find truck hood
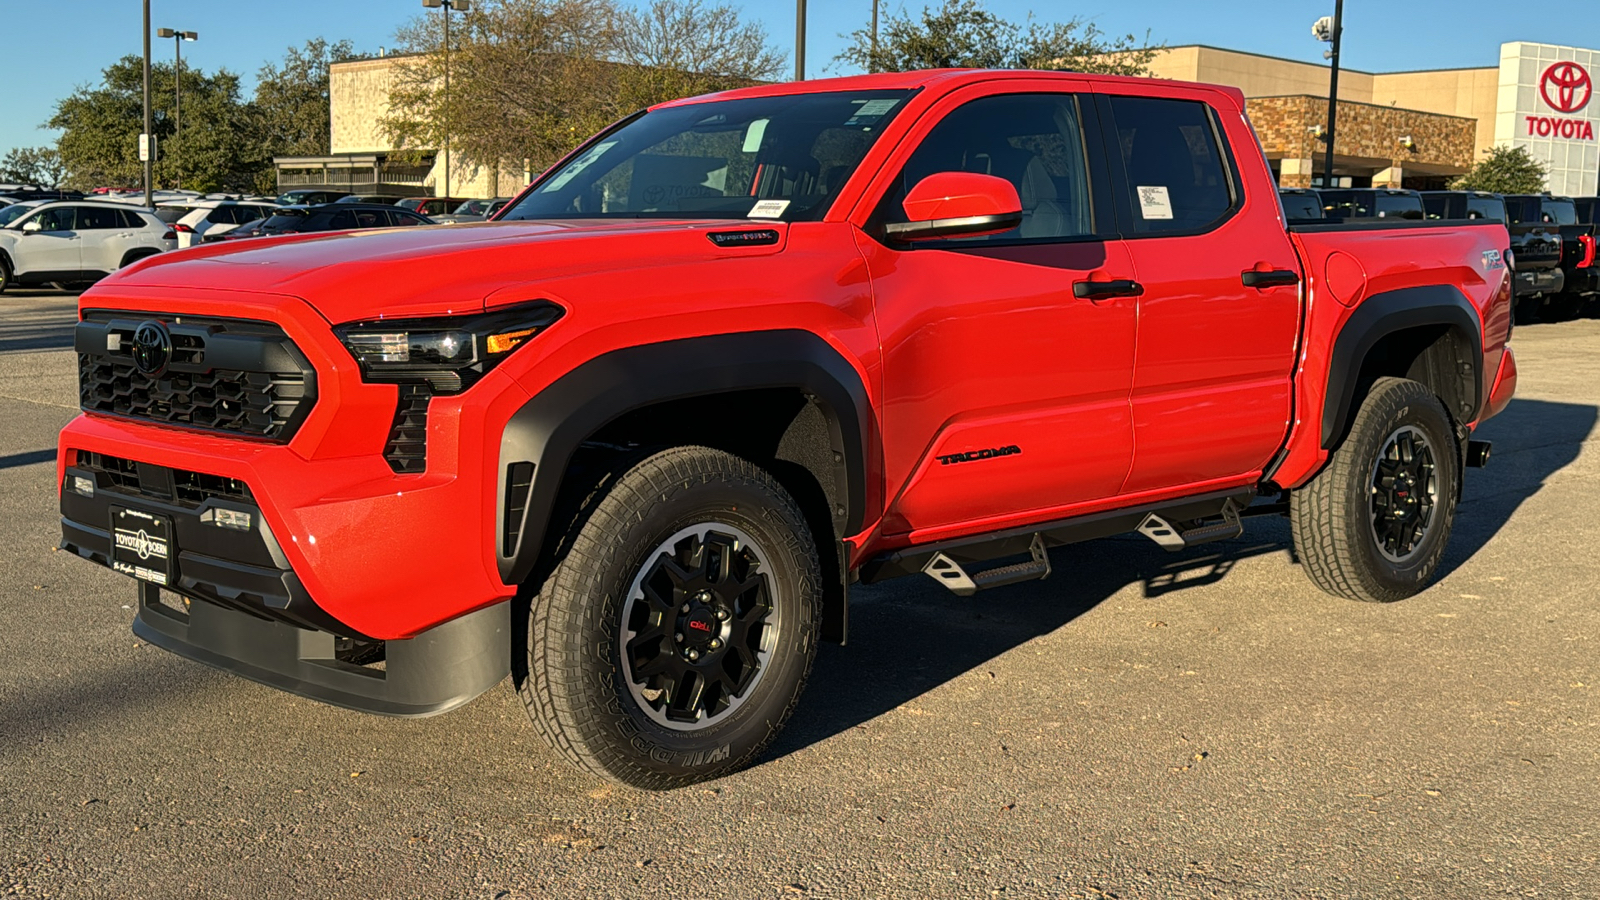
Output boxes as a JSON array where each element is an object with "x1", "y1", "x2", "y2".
[{"x1": 100, "y1": 219, "x2": 790, "y2": 323}]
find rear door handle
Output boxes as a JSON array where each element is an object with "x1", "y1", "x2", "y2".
[
  {"x1": 1072, "y1": 279, "x2": 1143, "y2": 299},
  {"x1": 1241, "y1": 269, "x2": 1300, "y2": 288}
]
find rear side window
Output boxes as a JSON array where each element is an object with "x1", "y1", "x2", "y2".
[
  {"x1": 76, "y1": 207, "x2": 122, "y2": 229},
  {"x1": 1105, "y1": 96, "x2": 1234, "y2": 234},
  {"x1": 117, "y1": 209, "x2": 147, "y2": 228}
]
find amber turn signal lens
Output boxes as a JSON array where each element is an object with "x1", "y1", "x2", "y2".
[{"x1": 486, "y1": 328, "x2": 539, "y2": 354}]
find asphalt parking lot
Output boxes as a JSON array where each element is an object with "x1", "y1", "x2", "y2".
[{"x1": 1, "y1": 288, "x2": 1597, "y2": 899}]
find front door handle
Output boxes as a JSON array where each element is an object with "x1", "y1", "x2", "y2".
[
  {"x1": 1241, "y1": 269, "x2": 1301, "y2": 288},
  {"x1": 1072, "y1": 278, "x2": 1143, "y2": 299}
]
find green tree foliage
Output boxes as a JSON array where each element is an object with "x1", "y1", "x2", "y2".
[
  {"x1": 43, "y1": 40, "x2": 360, "y2": 194},
  {"x1": 0, "y1": 147, "x2": 65, "y2": 186},
  {"x1": 380, "y1": 0, "x2": 785, "y2": 178},
  {"x1": 834, "y1": 0, "x2": 1160, "y2": 76},
  {"x1": 48, "y1": 55, "x2": 264, "y2": 193},
  {"x1": 253, "y1": 39, "x2": 360, "y2": 157},
  {"x1": 1451, "y1": 145, "x2": 1548, "y2": 194}
]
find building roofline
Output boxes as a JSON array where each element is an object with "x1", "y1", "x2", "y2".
[
  {"x1": 1162, "y1": 43, "x2": 1497, "y2": 79},
  {"x1": 1248, "y1": 93, "x2": 1478, "y2": 121}
]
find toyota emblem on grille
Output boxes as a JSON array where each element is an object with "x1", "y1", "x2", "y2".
[{"x1": 132, "y1": 321, "x2": 172, "y2": 376}]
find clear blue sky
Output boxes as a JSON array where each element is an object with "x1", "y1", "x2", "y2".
[{"x1": 5, "y1": 0, "x2": 1600, "y2": 158}]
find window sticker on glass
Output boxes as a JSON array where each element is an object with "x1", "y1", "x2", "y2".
[
  {"x1": 749, "y1": 199, "x2": 790, "y2": 218},
  {"x1": 742, "y1": 118, "x2": 769, "y2": 153},
  {"x1": 541, "y1": 141, "x2": 618, "y2": 193},
  {"x1": 1136, "y1": 185, "x2": 1174, "y2": 220},
  {"x1": 845, "y1": 98, "x2": 900, "y2": 126}
]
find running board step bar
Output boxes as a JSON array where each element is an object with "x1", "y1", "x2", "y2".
[
  {"x1": 922, "y1": 533, "x2": 1051, "y2": 597},
  {"x1": 1136, "y1": 499, "x2": 1244, "y2": 552}
]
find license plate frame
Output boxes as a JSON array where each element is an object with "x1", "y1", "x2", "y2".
[{"x1": 111, "y1": 507, "x2": 174, "y2": 586}]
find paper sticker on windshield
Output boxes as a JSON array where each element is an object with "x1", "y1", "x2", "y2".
[
  {"x1": 742, "y1": 119, "x2": 769, "y2": 153},
  {"x1": 1136, "y1": 185, "x2": 1174, "y2": 220},
  {"x1": 541, "y1": 141, "x2": 617, "y2": 193},
  {"x1": 749, "y1": 199, "x2": 790, "y2": 218},
  {"x1": 845, "y1": 98, "x2": 900, "y2": 126}
]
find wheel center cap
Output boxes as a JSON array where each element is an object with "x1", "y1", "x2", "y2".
[{"x1": 682, "y1": 610, "x2": 718, "y2": 647}]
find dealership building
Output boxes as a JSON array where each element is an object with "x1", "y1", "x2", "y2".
[
  {"x1": 288, "y1": 40, "x2": 1600, "y2": 199},
  {"x1": 1142, "y1": 40, "x2": 1600, "y2": 194}
]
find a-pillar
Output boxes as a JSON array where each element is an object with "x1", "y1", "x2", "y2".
[{"x1": 1278, "y1": 157, "x2": 1314, "y2": 188}]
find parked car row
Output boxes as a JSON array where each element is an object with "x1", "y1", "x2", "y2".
[{"x1": 1280, "y1": 186, "x2": 1599, "y2": 323}]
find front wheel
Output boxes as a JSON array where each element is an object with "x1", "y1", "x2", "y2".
[
  {"x1": 1290, "y1": 377, "x2": 1461, "y2": 603},
  {"x1": 0, "y1": 256, "x2": 11, "y2": 294},
  {"x1": 520, "y1": 446, "x2": 821, "y2": 789}
]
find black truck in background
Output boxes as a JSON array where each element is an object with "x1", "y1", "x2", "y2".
[{"x1": 1504, "y1": 194, "x2": 1599, "y2": 322}]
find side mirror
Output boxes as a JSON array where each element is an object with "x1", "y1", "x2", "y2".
[
  {"x1": 20, "y1": 220, "x2": 42, "y2": 233},
  {"x1": 885, "y1": 172, "x2": 1022, "y2": 242}
]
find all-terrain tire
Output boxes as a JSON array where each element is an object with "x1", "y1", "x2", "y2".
[
  {"x1": 520, "y1": 446, "x2": 822, "y2": 790},
  {"x1": 1290, "y1": 377, "x2": 1460, "y2": 603}
]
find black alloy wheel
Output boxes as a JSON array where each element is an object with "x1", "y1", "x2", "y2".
[
  {"x1": 1368, "y1": 425, "x2": 1439, "y2": 562},
  {"x1": 620, "y1": 523, "x2": 778, "y2": 729}
]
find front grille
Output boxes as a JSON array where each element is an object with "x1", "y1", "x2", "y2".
[
  {"x1": 77, "y1": 451, "x2": 254, "y2": 507},
  {"x1": 76, "y1": 312, "x2": 317, "y2": 442}
]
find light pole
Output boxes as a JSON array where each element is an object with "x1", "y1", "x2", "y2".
[
  {"x1": 157, "y1": 28, "x2": 198, "y2": 190},
  {"x1": 870, "y1": 0, "x2": 880, "y2": 73},
  {"x1": 141, "y1": 0, "x2": 152, "y2": 207},
  {"x1": 423, "y1": 0, "x2": 470, "y2": 200},
  {"x1": 1313, "y1": 2, "x2": 1343, "y2": 189},
  {"x1": 795, "y1": 0, "x2": 806, "y2": 81}
]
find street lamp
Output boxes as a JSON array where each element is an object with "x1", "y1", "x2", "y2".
[
  {"x1": 422, "y1": 0, "x2": 470, "y2": 200},
  {"x1": 141, "y1": 1, "x2": 152, "y2": 208},
  {"x1": 795, "y1": 0, "x2": 806, "y2": 81},
  {"x1": 156, "y1": 27, "x2": 198, "y2": 190},
  {"x1": 1312, "y1": 2, "x2": 1343, "y2": 189}
]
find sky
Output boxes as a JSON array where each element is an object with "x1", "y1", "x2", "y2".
[{"x1": 5, "y1": 0, "x2": 1600, "y2": 158}]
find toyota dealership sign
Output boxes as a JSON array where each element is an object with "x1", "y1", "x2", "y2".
[{"x1": 1499, "y1": 42, "x2": 1600, "y2": 195}]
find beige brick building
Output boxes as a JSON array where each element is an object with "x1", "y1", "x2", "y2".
[{"x1": 1144, "y1": 43, "x2": 1600, "y2": 194}]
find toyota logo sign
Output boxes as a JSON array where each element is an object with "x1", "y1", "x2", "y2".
[
  {"x1": 1541, "y1": 61, "x2": 1593, "y2": 115},
  {"x1": 132, "y1": 321, "x2": 172, "y2": 376}
]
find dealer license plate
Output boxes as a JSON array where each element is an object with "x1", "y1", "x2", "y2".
[{"x1": 111, "y1": 507, "x2": 173, "y2": 585}]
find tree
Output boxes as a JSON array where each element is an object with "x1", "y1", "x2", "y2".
[
  {"x1": 48, "y1": 55, "x2": 265, "y2": 192},
  {"x1": 253, "y1": 39, "x2": 360, "y2": 158},
  {"x1": 1451, "y1": 145, "x2": 1547, "y2": 194},
  {"x1": 380, "y1": 0, "x2": 784, "y2": 181},
  {"x1": 0, "y1": 147, "x2": 65, "y2": 186},
  {"x1": 834, "y1": 0, "x2": 1160, "y2": 76}
]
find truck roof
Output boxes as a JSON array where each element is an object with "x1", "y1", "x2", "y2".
[{"x1": 658, "y1": 68, "x2": 1246, "y2": 112}]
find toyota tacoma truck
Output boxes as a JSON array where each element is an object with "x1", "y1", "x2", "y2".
[{"x1": 58, "y1": 70, "x2": 1517, "y2": 789}]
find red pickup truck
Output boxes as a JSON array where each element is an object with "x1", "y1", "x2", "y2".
[{"x1": 58, "y1": 70, "x2": 1517, "y2": 789}]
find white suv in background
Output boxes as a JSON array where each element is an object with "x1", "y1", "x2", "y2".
[
  {"x1": 0, "y1": 200, "x2": 175, "y2": 292},
  {"x1": 165, "y1": 200, "x2": 278, "y2": 247}
]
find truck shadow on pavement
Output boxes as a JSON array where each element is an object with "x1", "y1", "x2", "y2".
[{"x1": 773, "y1": 396, "x2": 1595, "y2": 762}]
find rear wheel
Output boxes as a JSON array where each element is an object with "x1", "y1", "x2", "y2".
[
  {"x1": 520, "y1": 446, "x2": 821, "y2": 789},
  {"x1": 1290, "y1": 377, "x2": 1460, "y2": 603}
]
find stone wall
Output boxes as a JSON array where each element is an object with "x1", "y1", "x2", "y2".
[{"x1": 1247, "y1": 95, "x2": 1477, "y2": 187}]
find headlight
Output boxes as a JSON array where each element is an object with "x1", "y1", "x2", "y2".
[{"x1": 334, "y1": 301, "x2": 564, "y2": 393}]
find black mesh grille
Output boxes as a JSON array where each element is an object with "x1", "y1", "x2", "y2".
[
  {"x1": 77, "y1": 451, "x2": 253, "y2": 507},
  {"x1": 76, "y1": 312, "x2": 316, "y2": 442},
  {"x1": 384, "y1": 384, "x2": 432, "y2": 473}
]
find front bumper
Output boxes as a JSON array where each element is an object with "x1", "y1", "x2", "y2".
[{"x1": 59, "y1": 453, "x2": 510, "y2": 717}]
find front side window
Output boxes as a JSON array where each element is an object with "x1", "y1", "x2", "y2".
[
  {"x1": 1107, "y1": 96, "x2": 1234, "y2": 234},
  {"x1": 502, "y1": 90, "x2": 913, "y2": 223},
  {"x1": 875, "y1": 92, "x2": 1096, "y2": 242},
  {"x1": 29, "y1": 207, "x2": 75, "y2": 231}
]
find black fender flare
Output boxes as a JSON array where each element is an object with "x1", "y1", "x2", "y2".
[
  {"x1": 496, "y1": 329, "x2": 872, "y2": 586},
  {"x1": 1320, "y1": 284, "x2": 1484, "y2": 450}
]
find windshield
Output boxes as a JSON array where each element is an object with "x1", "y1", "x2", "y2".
[
  {"x1": 0, "y1": 204, "x2": 36, "y2": 227},
  {"x1": 501, "y1": 90, "x2": 914, "y2": 223}
]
